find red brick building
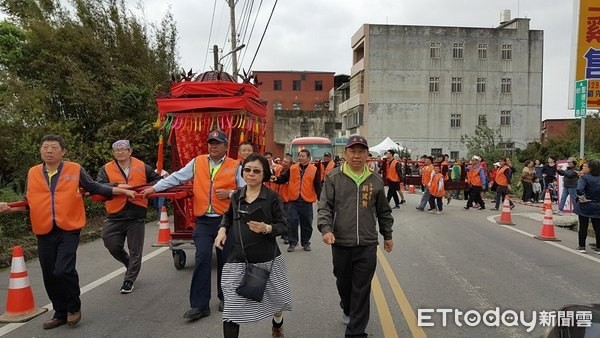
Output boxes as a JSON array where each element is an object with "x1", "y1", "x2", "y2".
[
  {"x1": 540, "y1": 118, "x2": 577, "y2": 143},
  {"x1": 253, "y1": 71, "x2": 335, "y2": 158}
]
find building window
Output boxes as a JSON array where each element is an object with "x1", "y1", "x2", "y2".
[
  {"x1": 292, "y1": 102, "x2": 301, "y2": 110},
  {"x1": 314, "y1": 103, "x2": 323, "y2": 111},
  {"x1": 430, "y1": 42, "x2": 441, "y2": 58},
  {"x1": 451, "y1": 114, "x2": 461, "y2": 128},
  {"x1": 501, "y1": 78, "x2": 512, "y2": 94},
  {"x1": 478, "y1": 43, "x2": 487, "y2": 59},
  {"x1": 499, "y1": 142, "x2": 515, "y2": 157},
  {"x1": 431, "y1": 148, "x2": 443, "y2": 157},
  {"x1": 315, "y1": 80, "x2": 323, "y2": 91},
  {"x1": 429, "y1": 77, "x2": 439, "y2": 93},
  {"x1": 273, "y1": 102, "x2": 283, "y2": 110},
  {"x1": 478, "y1": 114, "x2": 487, "y2": 126},
  {"x1": 477, "y1": 78, "x2": 486, "y2": 93},
  {"x1": 273, "y1": 80, "x2": 282, "y2": 91},
  {"x1": 300, "y1": 122, "x2": 310, "y2": 137},
  {"x1": 501, "y1": 44, "x2": 512, "y2": 60},
  {"x1": 452, "y1": 43, "x2": 463, "y2": 59},
  {"x1": 451, "y1": 77, "x2": 462, "y2": 93},
  {"x1": 500, "y1": 110, "x2": 511, "y2": 126},
  {"x1": 293, "y1": 80, "x2": 301, "y2": 91},
  {"x1": 450, "y1": 151, "x2": 459, "y2": 160}
]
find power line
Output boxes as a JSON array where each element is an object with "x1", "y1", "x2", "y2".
[
  {"x1": 239, "y1": 0, "x2": 263, "y2": 67},
  {"x1": 202, "y1": 0, "x2": 219, "y2": 72},
  {"x1": 247, "y1": 0, "x2": 278, "y2": 73}
]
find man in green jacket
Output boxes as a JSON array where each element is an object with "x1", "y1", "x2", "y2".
[{"x1": 317, "y1": 135, "x2": 394, "y2": 338}]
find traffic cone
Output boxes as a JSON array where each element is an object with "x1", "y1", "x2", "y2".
[
  {"x1": 152, "y1": 206, "x2": 172, "y2": 247},
  {"x1": 0, "y1": 246, "x2": 48, "y2": 323},
  {"x1": 496, "y1": 197, "x2": 515, "y2": 226},
  {"x1": 540, "y1": 189, "x2": 552, "y2": 214},
  {"x1": 534, "y1": 207, "x2": 561, "y2": 242},
  {"x1": 408, "y1": 185, "x2": 415, "y2": 194}
]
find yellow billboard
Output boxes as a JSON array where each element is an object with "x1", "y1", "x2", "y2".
[{"x1": 576, "y1": 0, "x2": 600, "y2": 107}]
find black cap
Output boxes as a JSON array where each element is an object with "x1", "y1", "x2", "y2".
[
  {"x1": 207, "y1": 130, "x2": 228, "y2": 143},
  {"x1": 345, "y1": 135, "x2": 369, "y2": 149},
  {"x1": 324, "y1": 152, "x2": 332, "y2": 157}
]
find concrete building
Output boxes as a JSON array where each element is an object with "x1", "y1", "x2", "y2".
[
  {"x1": 252, "y1": 70, "x2": 335, "y2": 158},
  {"x1": 338, "y1": 13, "x2": 543, "y2": 159}
]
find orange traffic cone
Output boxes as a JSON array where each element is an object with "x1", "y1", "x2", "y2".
[
  {"x1": 534, "y1": 207, "x2": 561, "y2": 242},
  {"x1": 496, "y1": 197, "x2": 515, "y2": 226},
  {"x1": 540, "y1": 189, "x2": 552, "y2": 214},
  {"x1": 408, "y1": 185, "x2": 415, "y2": 194},
  {"x1": 0, "y1": 246, "x2": 47, "y2": 323},
  {"x1": 152, "y1": 206, "x2": 172, "y2": 247}
]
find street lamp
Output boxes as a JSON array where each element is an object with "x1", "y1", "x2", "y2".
[{"x1": 216, "y1": 44, "x2": 246, "y2": 74}]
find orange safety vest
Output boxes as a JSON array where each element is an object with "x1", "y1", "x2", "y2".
[
  {"x1": 429, "y1": 173, "x2": 446, "y2": 198},
  {"x1": 421, "y1": 164, "x2": 434, "y2": 186},
  {"x1": 192, "y1": 155, "x2": 238, "y2": 216},
  {"x1": 495, "y1": 166, "x2": 509, "y2": 186},
  {"x1": 277, "y1": 166, "x2": 291, "y2": 203},
  {"x1": 467, "y1": 165, "x2": 483, "y2": 187},
  {"x1": 266, "y1": 164, "x2": 282, "y2": 192},
  {"x1": 26, "y1": 162, "x2": 86, "y2": 235},
  {"x1": 288, "y1": 163, "x2": 318, "y2": 203},
  {"x1": 104, "y1": 157, "x2": 149, "y2": 214},
  {"x1": 386, "y1": 160, "x2": 400, "y2": 183},
  {"x1": 321, "y1": 161, "x2": 336, "y2": 181}
]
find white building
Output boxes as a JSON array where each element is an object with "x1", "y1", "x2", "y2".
[{"x1": 338, "y1": 13, "x2": 543, "y2": 159}]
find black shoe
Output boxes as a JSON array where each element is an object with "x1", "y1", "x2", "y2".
[
  {"x1": 400, "y1": 200, "x2": 406, "y2": 204},
  {"x1": 427, "y1": 208, "x2": 435, "y2": 211},
  {"x1": 303, "y1": 244, "x2": 312, "y2": 251},
  {"x1": 478, "y1": 206, "x2": 486, "y2": 210},
  {"x1": 490, "y1": 208, "x2": 499, "y2": 211},
  {"x1": 183, "y1": 307, "x2": 210, "y2": 320},
  {"x1": 218, "y1": 300, "x2": 224, "y2": 312},
  {"x1": 392, "y1": 205, "x2": 401, "y2": 209},
  {"x1": 464, "y1": 206, "x2": 470, "y2": 210},
  {"x1": 120, "y1": 281, "x2": 134, "y2": 294},
  {"x1": 416, "y1": 207, "x2": 425, "y2": 211},
  {"x1": 287, "y1": 245, "x2": 295, "y2": 252}
]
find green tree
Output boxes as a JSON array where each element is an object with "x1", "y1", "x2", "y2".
[
  {"x1": 0, "y1": 0, "x2": 178, "y2": 188},
  {"x1": 460, "y1": 126, "x2": 512, "y2": 163}
]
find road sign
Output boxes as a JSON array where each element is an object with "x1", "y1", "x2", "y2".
[{"x1": 575, "y1": 79, "x2": 588, "y2": 117}]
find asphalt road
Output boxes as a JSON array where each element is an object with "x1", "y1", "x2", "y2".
[{"x1": 1, "y1": 192, "x2": 599, "y2": 337}]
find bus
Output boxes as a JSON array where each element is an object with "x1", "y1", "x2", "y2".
[{"x1": 290, "y1": 137, "x2": 334, "y2": 161}]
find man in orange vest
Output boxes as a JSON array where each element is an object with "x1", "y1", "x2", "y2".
[
  {"x1": 491, "y1": 157, "x2": 515, "y2": 211},
  {"x1": 96, "y1": 140, "x2": 162, "y2": 294},
  {"x1": 384, "y1": 150, "x2": 403, "y2": 209},
  {"x1": 140, "y1": 130, "x2": 244, "y2": 321},
  {"x1": 464, "y1": 155, "x2": 487, "y2": 210},
  {"x1": 320, "y1": 152, "x2": 336, "y2": 182},
  {"x1": 272, "y1": 149, "x2": 321, "y2": 252},
  {"x1": 416, "y1": 156, "x2": 435, "y2": 211},
  {"x1": 0, "y1": 134, "x2": 135, "y2": 330}
]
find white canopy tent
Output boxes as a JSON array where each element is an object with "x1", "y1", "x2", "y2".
[{"x1": 368, "y1": 137, "x2": 404, "y2": 156}]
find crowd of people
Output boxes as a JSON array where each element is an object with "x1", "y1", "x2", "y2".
[{"x1": 0, "y1": 132, "x2": 397, "y2": 338}]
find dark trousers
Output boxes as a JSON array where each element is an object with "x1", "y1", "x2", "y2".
[
  {"x1": 332, "y1": 244, "x2": 377, "y2": 337},
  {"x1": 190, "y1": 216, "x2": 230, "y2": 309},
  {"x1": 466, "y1": 186, "x2": 485, "y2": 208},
  {"x1": 287, "y1": 201, "x2": 313, "y2": 247},
  {"x1": 428, "y1": 196, "x2": 443, "y2": 211},
  {"x1": 522, "y1": 181, "x2": 533, "y2": 202},
  {"x1": 386, "y1": 182, "x2": 400, "y2": 206},
  {"x1": 578, "y1": 216, "x2": 600, "y2": 247},
  {"x1": 102, "y1": 219, "x2": 145, "y2": 283},
  {"x1": 37, "y1": 226, "x2": 81, "y2": 320},
  {"x1": 494, "y1": 187, "x2": 514, "y2": 209},
  {"x1": 281, "y1": 202, "x2": 289, "y2": 240}
]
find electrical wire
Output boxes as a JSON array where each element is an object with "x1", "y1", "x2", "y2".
[
  {"x1": 247, "y1": 0, "x2": 278, "y2": 73},
  {"x1": 239, "y1": 0, "x2": 263, "y2": 67},
  {"x1": 202, "y1": 0, "x2": 219, "y2": 72}
]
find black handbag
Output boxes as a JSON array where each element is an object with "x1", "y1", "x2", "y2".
[{"x1": 235, "y1": 203, "x2": 276, "y2": 302}]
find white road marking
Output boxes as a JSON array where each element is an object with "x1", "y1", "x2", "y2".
[{"x1": 0, "y1": 247, "x2": 169, "y2": 336}]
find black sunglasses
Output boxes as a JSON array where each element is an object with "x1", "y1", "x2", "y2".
[{"x1": 243, "y1": 167, "x2": 263, "y2": 174}]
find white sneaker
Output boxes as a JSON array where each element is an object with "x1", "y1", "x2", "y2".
[
  {"x1": 342, "y1": 313, "x2": 350, "y2": 325},
  {"x1": 435, "y1": 211, "x2": 442, "y2": 215}
]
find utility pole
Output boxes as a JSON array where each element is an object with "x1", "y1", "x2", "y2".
[
  {"x1": 228, "y1": 0, "x2": 239, "y2": 81},
  {"x1": 213, "y1": 45, "x2": 219, "y2": 72}
]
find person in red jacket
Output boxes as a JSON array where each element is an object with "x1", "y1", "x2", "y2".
[
  {"x1": 96, "y1": 140, "x2": 162, "y2": 294},
  {"x1": 0, "y1": 134, "x2": 134, "y2": 330}
]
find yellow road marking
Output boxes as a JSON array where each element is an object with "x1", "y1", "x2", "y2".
[
  {"x1": 377, "y1": 246, "x2": 427, "y2": 338},
  {"x1": 372, "y1": 274, "x2": 399, "y2": 337}
]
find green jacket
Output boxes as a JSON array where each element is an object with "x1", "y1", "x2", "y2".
[{"x1": 317, "y1": 166, "x2": 393, "y2": 246}]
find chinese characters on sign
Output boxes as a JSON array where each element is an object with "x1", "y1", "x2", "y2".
[
  {"x1": 576, "y1": 2, "x2": 600, "y2": 108},
  {"x1": 575, "y1": 80, "x2": 587, "y2": 117}
]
